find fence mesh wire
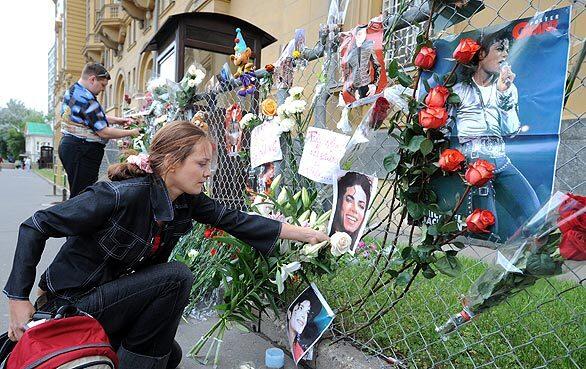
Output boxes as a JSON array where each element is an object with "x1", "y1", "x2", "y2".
[{"x1": 97, "y1": 1, "x2": 585, "y2": 367}]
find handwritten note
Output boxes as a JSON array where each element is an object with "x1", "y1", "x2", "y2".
[
  {"x1": 298, "y1": 127, "x2": 351, "y2": 184},
  {"x1": 250, "y1": 122, "x2": 283, "y2": 169}
]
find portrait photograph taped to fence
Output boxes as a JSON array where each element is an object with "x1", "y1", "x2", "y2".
[{"x1": 328, "y1": 170, "x2": 378, "y2": 253}]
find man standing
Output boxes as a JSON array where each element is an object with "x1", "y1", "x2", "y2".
[{"x1": 59, "y1": 62, "x2": 139, "y2": 197}]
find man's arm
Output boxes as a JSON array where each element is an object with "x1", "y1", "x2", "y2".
[
  {"x1": 95, "y1": 126, "x2": 140, "y2": 139},
  {"x1": 106, "y1": 116, "x2": 134, "y2": 126}
]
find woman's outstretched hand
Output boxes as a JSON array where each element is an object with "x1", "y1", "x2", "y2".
[
  {"x1": 8, "y1": 299, "x2": 35, "y2": 341},
  {"x1": 280, "y1": 223, "x2": 329, "y2": 245}
]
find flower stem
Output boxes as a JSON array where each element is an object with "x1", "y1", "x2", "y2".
[{"x1": 445, "y1": 185, "x2": 471, "y2": 225}]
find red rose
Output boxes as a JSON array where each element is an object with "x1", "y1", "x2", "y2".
[
  {"x1": 465, "y1": 159, "x2": 495, "y2": 187},
  {"x1": 414, "y1": 46, "x2": 437, "y2": 70},
  {"x1": 466, "y1": 209, "x2": 495, "y2": 233},
  {"x1": 439, "y1": 149, "x2": 466, "y2": 172},
  {"x1": 210, "y1": 248, "x2": 218, "y2": 256},
  {"x1": 558, "y1": 193, "x2": 586, "y2": 233},
  {"x1": 418, "y1": 107, "x2": 448, "y2": 129},
  {"x1": 371, "y1": 96, "x2": 391, "y2": 129},
  {"x1": 425, "y1": 86, "x2": 450, "y2": 108},
  {"x1": 559, "y1": 230, "x2": 586, "y2": 261},
  {"x1": 453, "y1": 38, "x2": 481, "y2": 64},
  {"x1": 204, "y1": 227, "x2": 223, "y2": 239},
  {"x1": 265, "y1": 64, "x2": 275, "y2": 73},
  {"x1": 124, "y1": 94, "x2": 131, "y2": 104}
]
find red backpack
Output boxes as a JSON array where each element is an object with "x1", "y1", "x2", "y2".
[{"x1": 1, "y1": 306, "x2": 118, "y2": 369}]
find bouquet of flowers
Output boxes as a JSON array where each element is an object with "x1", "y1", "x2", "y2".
[{"x1": 436, "y1": 192, "x2": 585, "y2": 338}]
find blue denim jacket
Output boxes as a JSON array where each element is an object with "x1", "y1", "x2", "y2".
[{"x1": 3, "y1": 175, "x2": 282, "y2": 300}]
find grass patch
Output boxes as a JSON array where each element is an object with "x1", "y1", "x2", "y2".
[
  {"x1": 311, "y1": 257, "x2": 585, "y2": 368},
  {"x1": 34, "y1": 168, "x2": 55, "y2": 183}
]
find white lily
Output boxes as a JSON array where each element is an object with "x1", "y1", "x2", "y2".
[
  {"x1": 275, "y1": 262, "x2": 301, "y2": 294},
  {"x1": 301, "y1": 240, "x2": 328, "y2": 258}
]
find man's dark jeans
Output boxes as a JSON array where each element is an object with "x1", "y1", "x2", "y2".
[
  {"x1": 58, "y1": 135, "x2": 105, "y2": 198},
  {"x1": 38, "y1": 261, "x2": 192, "y2": 366}
]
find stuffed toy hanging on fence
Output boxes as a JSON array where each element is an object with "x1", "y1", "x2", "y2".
[{"x1": 230, "y1": 28, "x2": 256, "y2": 97}]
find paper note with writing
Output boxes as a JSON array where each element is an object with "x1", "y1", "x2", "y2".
[
  {"x1": 250, "y1": 122, "x2": 283, "y2": 169},
  {"x1": 298, "y1": 127, "x2": 351, "y2": 184}
]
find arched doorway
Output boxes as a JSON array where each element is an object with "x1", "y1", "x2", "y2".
[
  {"x1": 115, "y1": 73, "x2": 125, "y2": 116},
  {"x1": 138, "y1": 52, "x2": 154, "y2": 93}
]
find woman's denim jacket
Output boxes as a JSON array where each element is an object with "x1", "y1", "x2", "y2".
[{"x1": 3, "y1": 175, "x2": 282, "y2": 300}]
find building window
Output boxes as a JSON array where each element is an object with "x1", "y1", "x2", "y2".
[{"x1": 382, "y1": 0, "x2": 424, "y2": 66}]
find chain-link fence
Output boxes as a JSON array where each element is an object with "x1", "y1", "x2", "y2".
[{"x1": 98, "y1": 1, "x2": 585, "y2": 367}]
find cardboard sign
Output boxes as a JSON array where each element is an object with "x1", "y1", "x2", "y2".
[{"x1": 298, "y1": 127, "x2": 350, "y2": 184}]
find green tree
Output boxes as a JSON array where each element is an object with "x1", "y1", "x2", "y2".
[
  {"x1": 0, "y1": 99, "x2": 45, "y2": 159},
  {"x1": 5, "y1": 128, "x2": 25, "y2": 158},
  {"x1": 0, "y1": 99, "x2": 45, "y2": 131}
]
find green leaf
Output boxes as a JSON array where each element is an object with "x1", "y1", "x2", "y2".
[
  {"x1": 420, "y1": 139, "x2": 434, "y2": 156},
  {"x1": 406, "y1": 136, "x2": 426, "y2": 152},
  {"x1": 447, "y1": 93, "x2": 461, "y2": 105},
  {"x1": 407, "y1": 201, "x2": 424, "y2": 220},
  {"x1": 434, "y1": 255, "x2": 462, "y2": 277},
  {"x1": 396, "y1": 270, "x2": 412, "y2": 286},
  {"x1": 388, "y1": 59, "x2": 399, "y2": 79},
  {"x1": 422, "y1": 264, "x2": 437, "y2": 279},
  {"x1": 427, "y1": 224, "x2": 439, "y2": 236},
  {"x1": 452, "y1": 241, "x2": 466, "y2": 249},
  {"x1": 383, "y1": 152, "x2": 401, "y2": 172},
  {"x1": 233, "y1": 322, "x2": 250, "y2": 333},
  {"x1": 401, "y1": 246, "x2": 413, "y2": 260},
  {"x1": 440, "y1": 221, "x2": 459, "y2": 234},
  {"x1": 422, "y1": 78, "x2": 431, "y2": 92},
  {"x1": 398, "y1": 72, "x2": 413, "y2": 88},
  {"x1": 525, "y1": 254, "x2": 563, "y2": 276}
]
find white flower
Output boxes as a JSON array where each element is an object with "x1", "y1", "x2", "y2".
[
  {"x1": 330, "y1": 232, "x2": 352, "y2": 257},
  {"x1": 253, "y1": 195, "x2": 274, "y2": 217},
  {"x1": 284, "y1": 95, "x2": 295, "y2": 105},
  {"x1": 277, "y1": 104, "x2": 288, "y2": 118},
  {"x1": 240, "y1": 113, "x2": 257, "y2": 129},
  {"x1": 147, "y1": 77, "x2": 166, "y2": 93},
  {"x1": 285, "y1": 99, "x2": 307, "y2": 115},
  {"x1": 187, "y1": 249, "x2": 199, "y2": 259},
  {"x1": 301, "y1": 240, "x2": 328, "y2": 258},
  {"x1": 187, "y1": 79, "x2": 197, "y2": 88},
  {"x1": 289, "y1": 86, "x2": 304, "y2": 97},
  {"x1": 275, "y1": 262, "x2": 301, "y2": 294},
  {"x1": 194, "y1": 69, "x2": 206, "y2": 84},
  {"x1": 278, "y1": 118, "x2": 295, "y2": 133},
  {"x1": 187, "y1": 64, "x2": 198, "y2": 76}
]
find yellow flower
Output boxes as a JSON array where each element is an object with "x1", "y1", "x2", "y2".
[
  {"x1": 292, "y1": 50, "x2": 302, "y2": 59},
  {"x1": 261, "y1": 98, "x2": 278, "y2": 117}
]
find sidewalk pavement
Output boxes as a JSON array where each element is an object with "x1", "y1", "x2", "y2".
[{"x1": 0, "y1": 169, "x2": 296, "y2": 369}]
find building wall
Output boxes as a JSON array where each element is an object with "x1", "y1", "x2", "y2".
[
  {"x1": 88, "y1": 0, "x2": 383, "y2": 113},
  {"x1": 52, "y1": 0, "x2": 88, "y2": 184},
  {"x1": 48, "y1": 44, "x2": 57, "y2": 119}
]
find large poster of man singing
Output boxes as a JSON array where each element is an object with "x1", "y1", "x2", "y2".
[{"x1": 422, "y1": 6, "x2": 571, "y2": 242}]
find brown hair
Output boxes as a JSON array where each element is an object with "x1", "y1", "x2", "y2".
[
  {"x1": 108, "y1": 121, "x2": 209, "y2": 181},
  {"x1": 82, "y1": 62, "x2": 111, "y2": 80}
]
